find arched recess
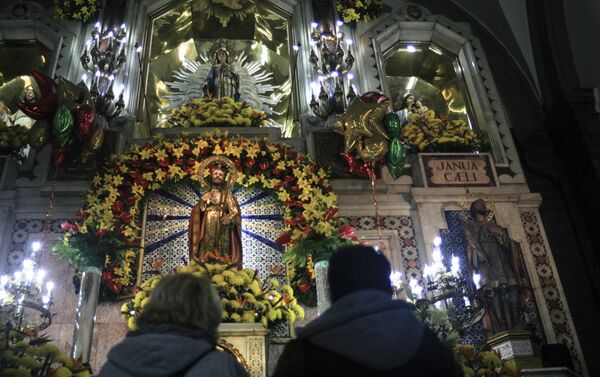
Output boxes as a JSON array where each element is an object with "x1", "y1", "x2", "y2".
[
  {"x1": 349, "y1": 3, "x2": 525, "y2": 184},
  {"x1": 120, "y1": 0, "x2": 310, "y2": 138},
  {"x1": 0, "y1": 1, "x2": 84, "y2": 80}
]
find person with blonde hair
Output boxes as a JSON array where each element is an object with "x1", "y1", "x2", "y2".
[{"x1": 97, "y1": 273, "x2": 249, "y2": 377}]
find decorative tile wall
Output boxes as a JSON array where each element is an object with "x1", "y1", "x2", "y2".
[
  {"x1": 341, "y1": 215, "x2": 423, "y2": 282},
  {"x1": 520, "y1": 211, "x2": 586, "y2": 376},
  {"x1": 4, "y1": 218, "x2": 67, "y2": 273}
]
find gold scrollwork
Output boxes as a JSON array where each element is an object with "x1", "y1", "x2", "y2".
[{"x1": 217, "y1": 338, "x2": 251, "y2": 372}]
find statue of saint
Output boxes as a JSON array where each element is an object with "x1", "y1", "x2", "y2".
[
  {"x1": 204, "y1": 47, "x2": 241, "y2": 101},
  {"x1": 0, "y1": 85, "x2": 38, "y2": 129},
  {"x1": 463, "y1": 199, "x2": 530, "y2": 335},
  {"x1": 189, "y1": 157, "x2": 243, "y2": 266}
]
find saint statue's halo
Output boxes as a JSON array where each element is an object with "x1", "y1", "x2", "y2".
[
  {"x1": 198, "y1": 155, "x2": 238, "y2": 191},
  {"x1": 460, "y1": 193, "x2": 496, "y2": 223}
]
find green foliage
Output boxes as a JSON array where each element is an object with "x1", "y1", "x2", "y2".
[
  {"x1": 52, "y1": 224, "x2": 128, "y2": 270},
  {"x1": 283, "y1": 235, "x2": 354, "y2": 268}
]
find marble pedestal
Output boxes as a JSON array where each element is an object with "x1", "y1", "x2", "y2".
[
  {"x1": 219, "y1": 323, "x2": 268, "y2": 377},
  {"x1": 488, "y1": 330, "x2": 542, "y2": 370}
]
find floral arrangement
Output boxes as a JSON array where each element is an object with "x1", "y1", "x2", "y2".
[
  {"x1": 400, "y1": 109, "x2": 486, "y2": 153},
  {"x1": 336, "y1": 0, "x2": 383, "y2": 25},
  {"x1": 455, "y1": 344, "x2": 519, "y2": 377},
  {"x1": 0, "y1": 121, "x2": 29, "y2": 160},
  {"x1": 54, "y1": 0, "x2": 100, "y2": 22},
  {"x1": 0, "y1": 319, "x2": 91, "y2": 377},
  {"x1": 167, "y1": 97, "x2": 267, "y2": 128},
  {"x1": 54, "y1": 133, "x2": 348, "y2": 304},
  {"x1": 122, "y1": 260, "x2": 304, "y2": 330}
]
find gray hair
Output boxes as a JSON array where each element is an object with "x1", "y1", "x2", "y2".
[{"x1": 136, "y1": 273, "x2": 222, "y2": 338}]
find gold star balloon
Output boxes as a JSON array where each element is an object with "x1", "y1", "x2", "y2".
[{"x1": 331, "y1": 98, "x2": 390, "y2": 162}]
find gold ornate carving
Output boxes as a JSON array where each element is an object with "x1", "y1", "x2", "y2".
[
  {"x1": 217, "y1": 338, "x2": 251, "y2": 372},
  {"x1": 198, "y1": 155, "x2": 238, "y2": 191}
]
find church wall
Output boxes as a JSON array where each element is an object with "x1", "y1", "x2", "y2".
[{"x1": 0, "y1": 0, "x2": 596, "y2": 375}]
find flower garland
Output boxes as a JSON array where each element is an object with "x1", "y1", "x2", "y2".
[
  {"x1": 54, "y1": 0, "x2": 100, "y2": 22},
  {"x1": 0, "y1": 121, "x2": 29, "y2": 160},
  {"x1": 55, "y1": 133, "x2": 349, "y2": 303},
  {"x1": 167, "y1": 97, "x2": 267, "y2": 128},
  {"x1": 336, "y1": 0, "x2": 383, "y2": 25},
  {"x1": 122, "y1": 260, "x2": 304, "y2": 330},
  {"x1": 0, "y1": 324, "x2": 91, "y2": 377},
  {"x1": 455, "y1": 344, "x2": 519, "y2": 377},
  {"x1": 400, "y1": 109, "x2": 486, "y2": 153}
]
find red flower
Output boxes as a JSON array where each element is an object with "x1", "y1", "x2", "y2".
[
  {"x1": 324, "y1": 207, "x2": 338, "y2": 221},
  {"x1": 272, "y1": 167, "x2": 282, "y2": 176},
  {"x1": 275, "y1": 232, "x2": 292, "y2": 245},
  {"x1": 124, "y1": 238, "x2": 141, "y2": 247},
  {"x1": 76, "y1": 210, "x2": 90, "y2": 218},
  {"x1": 186, "y1": 158, "x2": 196, "y2": 166},
  {"x1": 290, "y1": 185, "x2": 300, "y2": 192},
  {"x1": 125, "y1": 196, "x2": 136, "y2": 206},
  {"x1": 158, "y1": 160, "x2": 169, "y2": 167},
  {"x1": 111, "y1": 200, "x2": 124, "y2": 214},
  {"x1": 101, "y1": 271, "x2": 123, "y2": 295},
  {"x1": 119, "y1": 212, "x2": 133, "y2": 224},
  {"x1": 259, "y1": 161, "x2": 269, "y2": 171},
  {"x1": 60, "y1": 222, "x2": 79, "y2": 232},
  {"x1": 298, "y1": 282, "x2": 311, "y2": 293},
  {"x1": 143, "y1": 162, "x2": 154, "y2": 170},
  {"x1": 339, "y1": 224, "x2": 356, "y2": 239},
  {"x1": 245, "y1": 158, "x2": 255, "y2": 169},
  {"x1": 95, "y1": 229, "x2": 111, "y2": 236},
  {"x1": 131, "y1": 160, "x2": 141, "y2": 168},
  {"x1": 284, "y1": 175, "x2": 296, "y2": 182},
  {"x1": 175, "y1": 158, "x2": 184, "y2": 166}
]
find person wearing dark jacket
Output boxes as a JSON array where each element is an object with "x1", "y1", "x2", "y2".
[
  {"x1": 273, "y1": 245, "x2": 463, "y2": 377},
  {"x1": 97, "y1": 273, "x2": 249, "y2": 377}
]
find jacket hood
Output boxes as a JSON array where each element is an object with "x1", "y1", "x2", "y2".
[
  {"x1": 296, "y1": 290, "x2": 424, "y2": 371},
  {"x1": 105, "y1": 324, "x2": 215, "y2": 377}
]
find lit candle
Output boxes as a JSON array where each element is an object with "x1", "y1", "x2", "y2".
[
  {"x1": 451, "y1": 255, "x2": 460, "y2": 275},
  {"x1": 473, "y1": 273, "x2": 481, "y2": 289},
  {"x1": 46, "y1": 281, "x2": 54, "y2": 299},
  {"x1": 389, "y1": 270, "x2": 402, "y2": 289}
]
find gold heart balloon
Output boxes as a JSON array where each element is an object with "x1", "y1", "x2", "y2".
[{"x1": 330, "y1": 98, "x2": 390, "y2": 162}]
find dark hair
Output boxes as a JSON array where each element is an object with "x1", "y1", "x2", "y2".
[
  {"x1": 136, "y1": 273, "x2": 222, "y2": 338},
  {"x1": 328, "y1": 245, "x2": 393, "y2": 302}
]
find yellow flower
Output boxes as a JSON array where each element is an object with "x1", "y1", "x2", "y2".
[
  {"x1": 92, "y1": 175, "x2": 102, "y2": 186},
  {"x1": 173, "y1": 146, "x2": 185, "y2": 158},
  {"x1": 277, "y1": 161, "x2": 287, "y2": 170},
  {"x1": 156, "y1": 169, "x2": 167, "y2": 181},
  {"x1": 246, "y1": 145, "x2": 259, "y2": 158},
  {"x1": 242, "y1": 311, "x2": 256, "y2": 323},
  {"x1": 277, "y1": 191, "x2": 290, "y2": 202},
  {"x1": 213, "y1": 144, "x2": 224, "y2": 155},
  {"x1": 155, "y1": 149, "x2": 168, "y2": 160},
  {"x1": 139, "y1": 148, "x2": 153, "y2": 160},
  {"x1": 113, "y1": 175, "x2": 124, "y2": 186},
  {"x1": 224, "y1": 144, "x2": 242, "y2": 157},
  {"x1": 142, "y1": 172, "x2": 153, "y2": 181},
  {"x1": 168, "y1": 165, "x2": 185, "y2": 179},
  {"x1": 132, "y1": 184, "x2": 144, "y2": 197}
]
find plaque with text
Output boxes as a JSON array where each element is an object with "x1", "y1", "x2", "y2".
[{"x1": 419, "y1": 153, "x2": 498, "y2": 187}]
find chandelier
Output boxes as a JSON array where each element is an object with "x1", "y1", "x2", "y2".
[
  {"x1": 80, "y1": 22, "x2": 127, "y2": 121},
  {"x1": 0, "y1": 242, "x2": 54, "y2": 331},
  {"x1": 307, "y1": 20, "x2": 357, "y2": 118},
  {"x1": 391, "y1": 237, "x2": 484, "y2": 332}
]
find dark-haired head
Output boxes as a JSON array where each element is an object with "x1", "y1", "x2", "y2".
[{"x1": 328, "y1": 245, "x2": 393, "y2": 302}]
